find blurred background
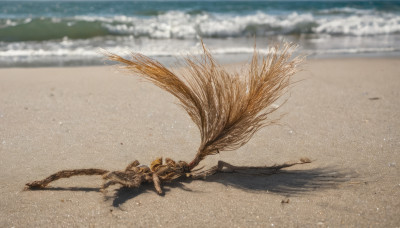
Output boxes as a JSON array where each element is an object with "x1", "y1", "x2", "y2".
[{"x1": 0, "y1": 0, "x2": 399, "y2": 67}]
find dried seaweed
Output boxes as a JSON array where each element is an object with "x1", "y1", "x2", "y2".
[{"x1": 26, "y1": 41, "x2": 308, "y2": 195}]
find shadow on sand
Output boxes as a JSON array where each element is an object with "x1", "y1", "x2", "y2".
[
  {"x1": 109, "y1": 165, "x2": 353, "y2": 207},
  {"x1": 204, "y1": 166, "x2": 353, "y2": 195}
]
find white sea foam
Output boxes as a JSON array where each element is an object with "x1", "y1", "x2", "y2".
[
  {"x1": 5, "y1": 19, "x2": 18, "y2": 27},
  {"x1": 0, "y1": 37, "x2": 196, "y2": 59},
  {"x1": 2, "y1": 10, "x2": 400, "y2": 38},
  {"x1": 314, "y1": 14, "x2": 400, "y2": 36},
  {"x1": 1, "y1": 35, "x2": 398, "y2": 61},
  {"x1": 97, "y1": 11, "x2": 400, "y2": 37},
  {"x1": 100, "y1": 11, "x2": 316, "y2": 38}
]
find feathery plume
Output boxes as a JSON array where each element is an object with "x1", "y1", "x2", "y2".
[
  {"x1": 26, "y1": 41, "x2": 309, "y2": 196},
  {"x1": 104, "y1": 41, "x2": 304, "y2": 169}
]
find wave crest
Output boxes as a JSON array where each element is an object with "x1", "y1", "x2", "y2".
[{"x1": 1, "y1": 9, "x2": 400, "y2": 42}]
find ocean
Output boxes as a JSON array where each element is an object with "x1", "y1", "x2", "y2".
[{"x1": 1, "y1": 0, "x2": 400, "y2": 67}]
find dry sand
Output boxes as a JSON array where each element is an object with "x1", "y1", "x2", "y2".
[{"x1": 0, "y1": 58, "x2": 399, "y2": 227}]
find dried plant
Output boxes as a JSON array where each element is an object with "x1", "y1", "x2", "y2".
[{"x1": 26, "y1": 41, "x2": 310, "y2": 195}]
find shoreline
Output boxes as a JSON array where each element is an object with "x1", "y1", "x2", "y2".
[
  {"x1": 1, "y1": 58, "x2": 399, "y2": 227},
  {"x1": 2, "y1": 53, "x2": 400, "y2": 69}
]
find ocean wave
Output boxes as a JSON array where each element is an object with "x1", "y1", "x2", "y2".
[
  {"x1": 0, "y1": 18, "x2": 109, "y2": 42},
  {"x1": 101, "y1": 11, "x2": 400, "y2": 37},
  {"x1": 0, "y1": 37, "x2": 198, "y2": 58},
  {"x1": 316, "y1": 7, "x2": 374, "y2": 15},
  {"x1": 314, "y1": 14, "x2": 400, "y2": 36},
  {"x1": 1, "y1": 36, "x2": 399, "y2": 59},
  {"x1": 0, "y1": 45, "x2": 264, "y2": 58},
  {"x1": 1, "y1": 10, "x2": 400, "y2": 42}
]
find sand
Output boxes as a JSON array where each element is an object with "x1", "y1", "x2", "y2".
[{"x1": 0, "y1": 58, "x2": 399, "y2": 227}]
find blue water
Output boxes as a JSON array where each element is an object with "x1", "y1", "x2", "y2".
[{"x1": 1, "y1": 1, "x2": 400, "y2": 67}]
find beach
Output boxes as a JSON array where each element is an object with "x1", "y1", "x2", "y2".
[{"x1": 0, "y1": 58, "x2": 399, "y2": 227}]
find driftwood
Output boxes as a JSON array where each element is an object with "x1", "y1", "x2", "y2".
[{"x1": 26, "y1": 41, "x2": 307, "y2": 195}]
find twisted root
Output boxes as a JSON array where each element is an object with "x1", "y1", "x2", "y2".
[
  {"x1": 25, "y1": 158, "x2": 311, "y2": 194},
  {"x1": 25, "y1": 169, "x2": 109, "y2": 189}
]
